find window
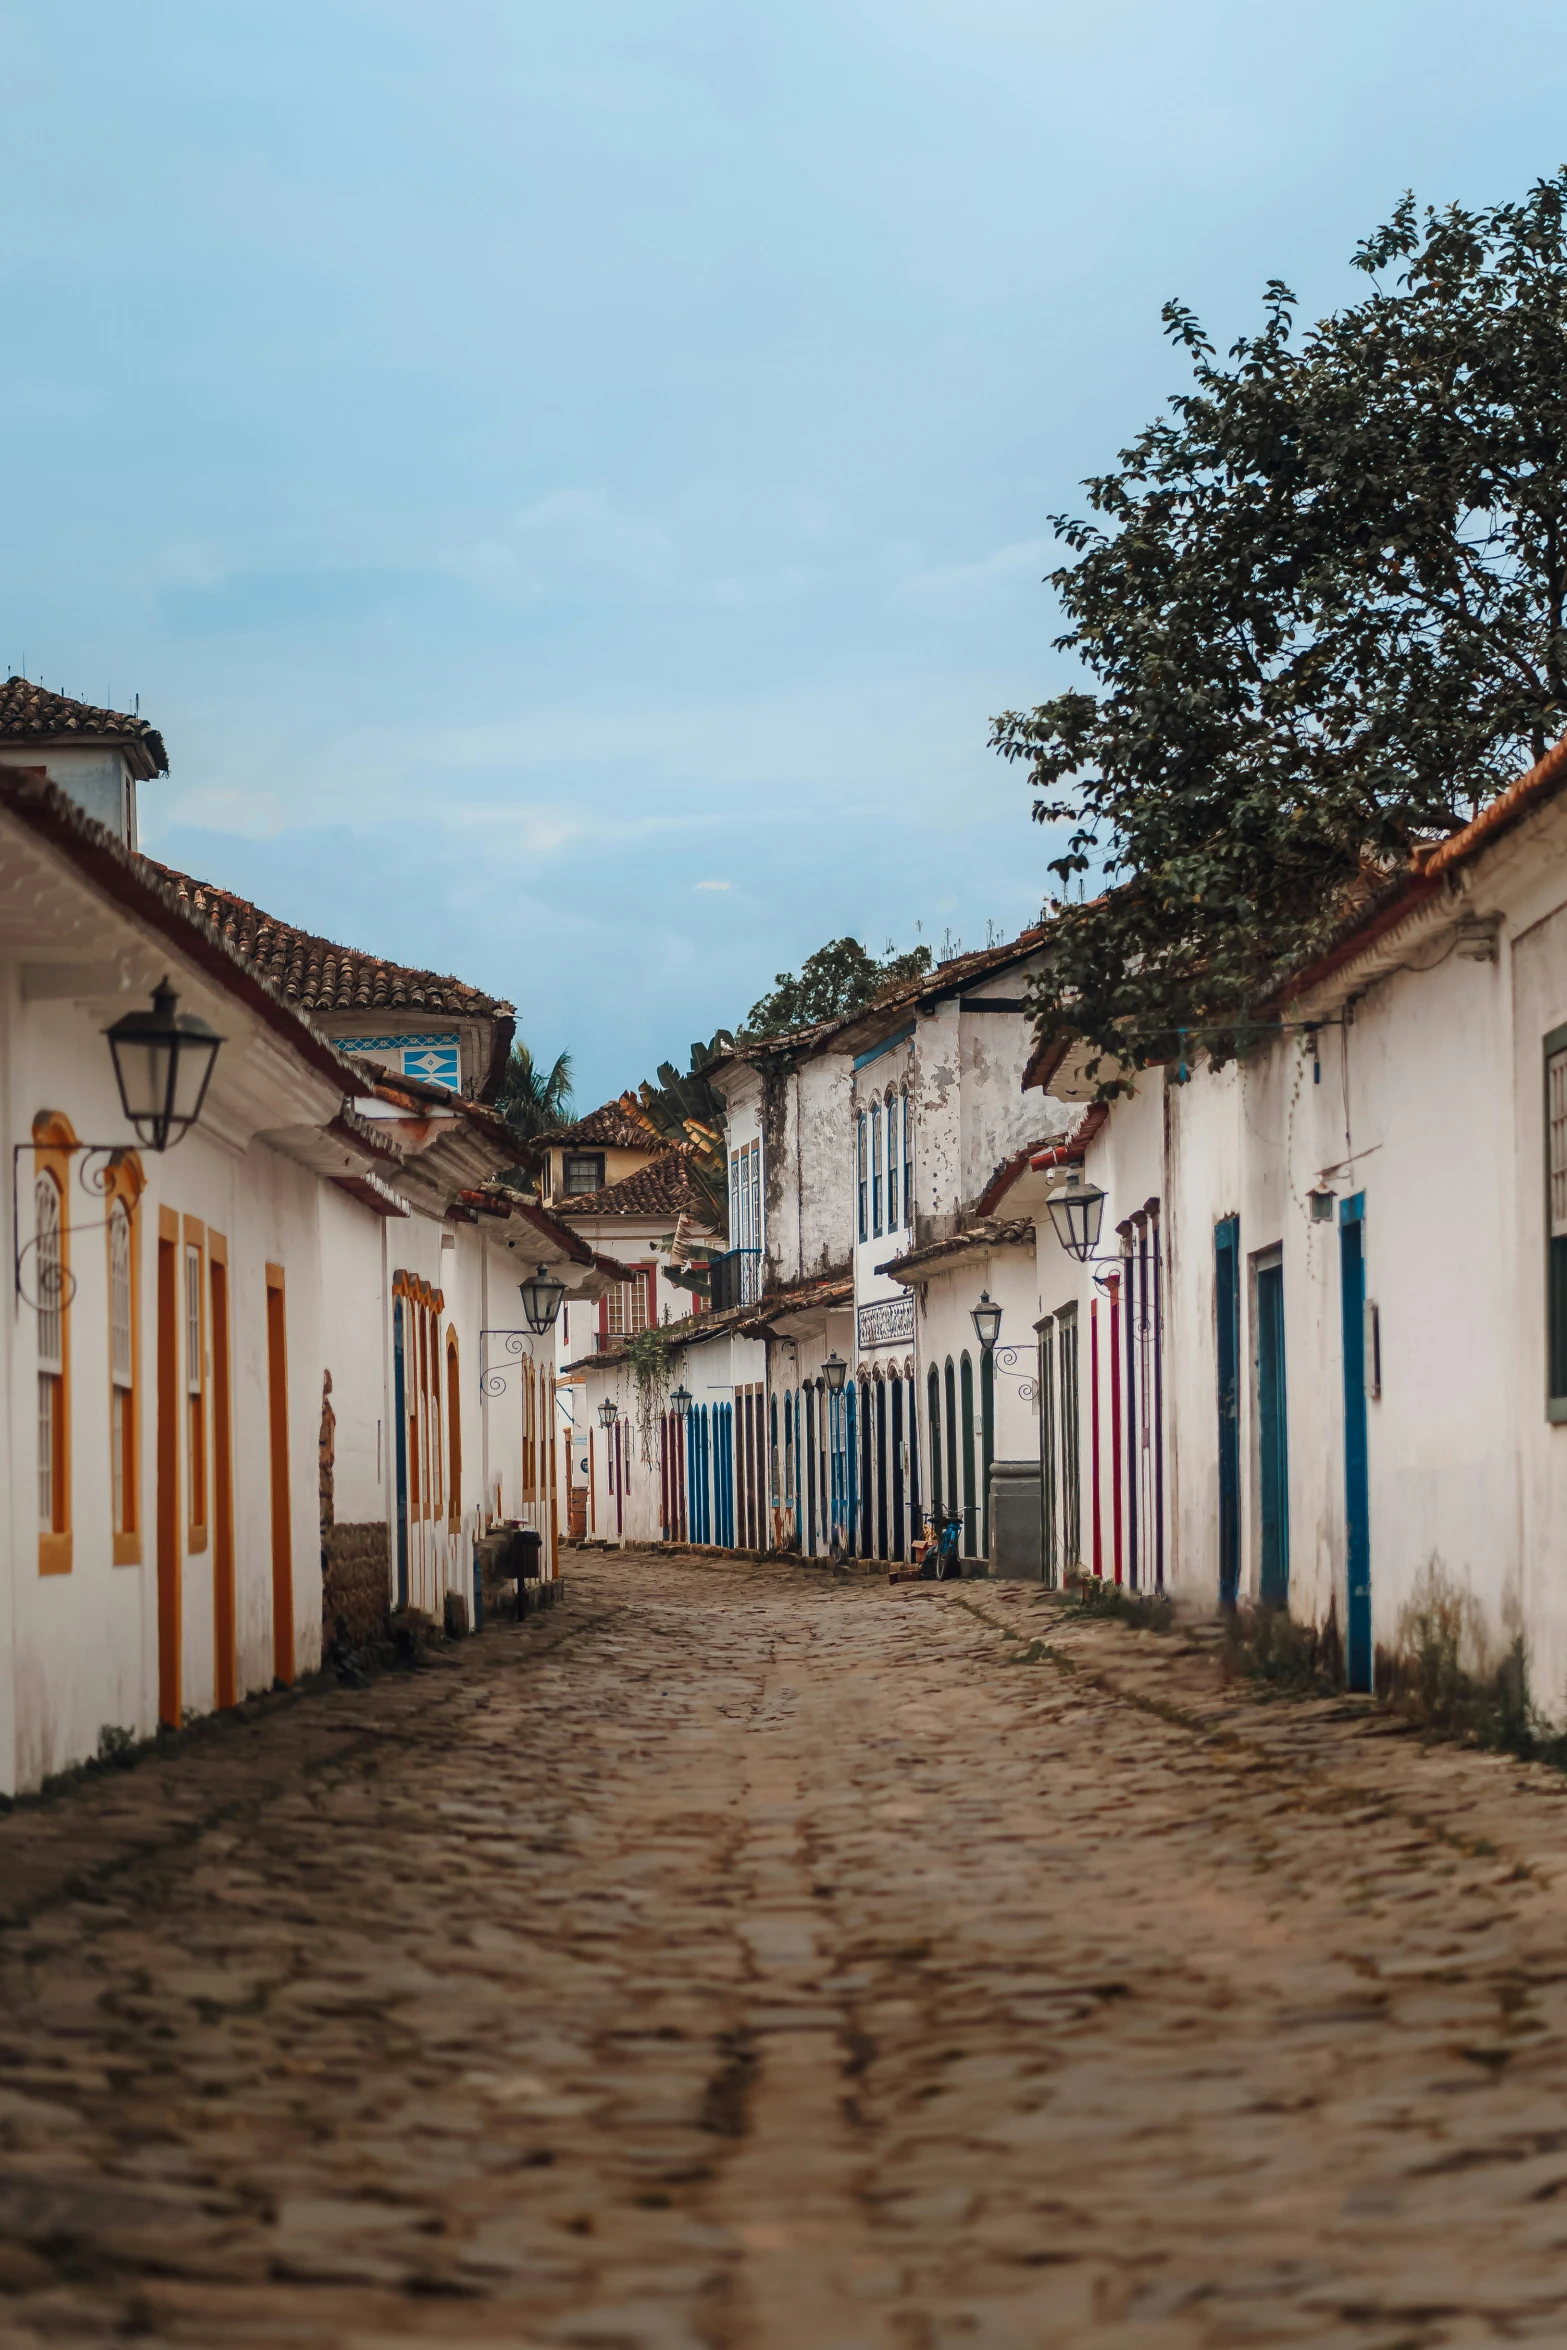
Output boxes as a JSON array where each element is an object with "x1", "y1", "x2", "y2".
[
  {"x1": 728, "y1": 1139, "x2": 762, "y2": 1255},
  {"x1": 447, "y1": 1332, "x2": 462, "y2": 1526},
  {"x1": 871, "y1": 1101, "x2": 884, "y2": 1236},
  {"x1": 902, "y1": 1088, "x2": 914, "y2": 1231},
  {"x1": 36, "y1": 1173, "x2": 65, "y2": 1541},
  {"x1": 885, "y1": 1089, "x2": 899, "y2": 1231},
  {"x1": 857, "y1": 1113, "x2": 868, "y2": 1242},
  {"x1": 562, "y1": 1152, "x2": 604, "y2": 1195},
  {"x1": 110, "y1": 1201, "x2": 135, "y2": 1539},
  {"x1": 185, "y1": 1235, "x2": 207, "y2": 1542},
  {"x1": 1550, "y1": 1035, "x2": 1567, "y2": 1414},
  {"x1": 604, "y1": 1266, "x2": 653, "y2": 1340}
]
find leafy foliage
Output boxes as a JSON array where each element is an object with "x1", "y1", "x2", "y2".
[
  {"x1": 494, "y1": 1042, "x2": 574, "y2": 1193},
  {"x1": 496, "y1": 1043, "x2": 573, "y2": 1141},
  {"x1": 637, "y1": 1034, "x2": 731, "y2": 1233},
  {"x1": 624, "y1": 1325, "x2": 674, "y2": 1468},
  {"x1": 744, "y1": 936, "x2": 931, "y2": 1039},
  {"x1": 993, "y1": 173, "x2": 1567, "y2": 1086}
]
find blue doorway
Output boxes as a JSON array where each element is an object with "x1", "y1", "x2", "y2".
[
  {"x1": 1215, "y1": 1217, "x2": 1241, "y2": 1605},
  {"x1": 1340, "y1": 1195, "x2": 1372, "y2": 1690},
  {"x1": 1256, "y1": 1255, "x2": 1289, "y2": 1607}
]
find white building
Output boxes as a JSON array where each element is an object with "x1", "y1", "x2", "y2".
[
  {"x1": 1022, "y1": 728, "x2": 1567, "y2": 1711},
  {"x1": 0, "y1": 684, "x2": 610, "y2": 1795}
]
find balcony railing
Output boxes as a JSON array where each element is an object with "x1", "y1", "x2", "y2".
[{"x1": 708, "y1": 1248, "x2": 762, "y2": 1311}]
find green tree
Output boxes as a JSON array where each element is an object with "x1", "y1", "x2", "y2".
[
  {"x1": 496, "y1": 1043, "x2": 573, "y2": 1144},
  {"x1": 745, "y1": 936, "x2": 931, "y2": 1039},
  {"x1": 993, "y1": 172, "x2": 1567, "y2": 1089},
  {"x1": 637, "y1": 1035, "x2": 731, "y2": 1233}
]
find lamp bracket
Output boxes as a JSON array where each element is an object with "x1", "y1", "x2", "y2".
[
  {"x1": 12, "y1": 1141, "x2": 136, "y2": 1310},
  {"x1": 991, "y1": 1343, "x2": 1040, "y2": 1404},
  {"x1": 477, "y1": 1327, "x2": 545, "y2": 1398}
]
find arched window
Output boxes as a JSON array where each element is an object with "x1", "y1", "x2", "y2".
[
  {"x1": 885, "y1": 1087, "x2": 899, "y2": 1230},
  {"x1": 901, "y1": 1087, "x2": 914, "y2": 1230},
  {"x1": 36, "y1": 1173, "x2": 65, "y2": 1540},
  {"x1": 110, "y1": 1200, "x2": 135, "y2": 1537},
  {"x1": 927, "y1": 1365, "x2": 942, "y2": 1521},
  {"x1": 446, "y1": 1331, "x2": 462, "y2": 1526},
  {"x1": 944, "y1": 1355, "x2": 958, "y2": 1535},
  {"x1": 871, "y1": 1100, "x2": 884, "y2": 1236},
  {"x1": 960, "y1": 1351, "x2": 977, "y2": 1558},
  {"x1": 857, "y1": 1113, "x2": 868, "y2": 1242}
]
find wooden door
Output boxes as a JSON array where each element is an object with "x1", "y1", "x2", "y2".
[{"x1": 156, "y1": 1218, "x2": 180, "y2": 1727}]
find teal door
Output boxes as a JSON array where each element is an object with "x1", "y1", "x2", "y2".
[
  {"x1": 1215, "y1": 1218, "x2": 1241, "y2": 1605},
  {"x1": 1339, "y1": 1195, "x2": 1371, "y2": 1690},
  {"x1": 1256, "y1": 1260, "x2": 1289, "y2": 1607}
]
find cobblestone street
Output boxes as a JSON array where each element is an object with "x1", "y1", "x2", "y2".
[{"x1": 8, "y1": 1555, "x2": 1567, "y2": 2348}]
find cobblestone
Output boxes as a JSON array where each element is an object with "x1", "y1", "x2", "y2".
[{"x1": 6, "y1": 1555, "x2": 1567, "y2": 2345}]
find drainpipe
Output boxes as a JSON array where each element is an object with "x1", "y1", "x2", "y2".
[
  {"x1": 1108, "y1": 1272, "x2": 1123, "y2": 1585},
  {"x1": 1090, "y1": 1295, "x2": 1103, "y2": 1579},
  {"x1": 1119, "y1": 1222, "x2": 1137, "y2": 1589},
  {"x1": 1148, "y1": 1200, "x2": 1164, "y2": 1594}
]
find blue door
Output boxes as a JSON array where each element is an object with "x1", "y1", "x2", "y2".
[
  {"x1": 1215, "y1": 1217, "x2": 1241, "y2": 1604},
  {"x1": 1256, "y1": 1259, "x2": 1289, "y2": 1607},
  {"x1": 1340, "y1": 1195, "x2": 1372, "y2": 1690}
]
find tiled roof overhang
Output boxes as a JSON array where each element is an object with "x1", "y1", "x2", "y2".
[
  {"x1": 0, "y1": 678, "x2": 169, "y2": 780},
  {"x1": 0, "y1": 768, "x2": 367, "y2": 1097},
  {"x1": 876, "y1": 1218, "x2": 1034, "y2": 1284}
]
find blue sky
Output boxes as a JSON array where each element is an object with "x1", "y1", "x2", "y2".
[{"x1": 5, "y1": 0, "x2": 1567, "y2": 1105}]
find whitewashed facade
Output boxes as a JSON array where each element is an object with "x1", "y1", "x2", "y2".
[{"x1": 0, "y1": 718, "x2": 610, "y2": 1796}]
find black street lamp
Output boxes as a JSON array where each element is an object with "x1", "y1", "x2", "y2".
[
  {"x1": 670, "y1": 1382, "x2": 693, "y2": 1419},
  {"x1": 822, "y1": 1350, "x2": 848, "y2": 1394},
  {"x1": 1044, "y1": 1167, "x2": 1107, "y2": 1263},
  {"x1": 104, "y1": 978, "x2": 223, "y2": 1152},
  {"x1": 971, "y1": 1291, "x2": 1003, "y2": 1353},
  {"x1": 518, "y1": 1262, "x2": 566, "y2": 1335},
  {"x1": 597, "y1": 1395, "x2": 618, "y2": 1431}
]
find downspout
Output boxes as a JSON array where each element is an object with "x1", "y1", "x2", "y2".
[
  {"x1": 479, "y1": 1237, "x2": 490, "y2": 1525},
  {"x1": 1149, "y1": 1202, "x2": 1165, "y2": 1593},
  {"x1": 1120, "y1": 1221, "x2": 1138, "y2": 1589},
  {"x1": 381, "y1": 1214, "x2": 393, "y2": 1582},
  {"x1": 1090, "y1": 1296, "x2": 1103, "y2": 1579},
  {"x1": 980, "y1": 1346, "x2": 995, "y2": 1563},
  {"x1": 1108, "y1": 1272, "x2": 1123, "y2": 1585}
]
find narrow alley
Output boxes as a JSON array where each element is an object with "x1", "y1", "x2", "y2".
[{"x1": 4, "y1": 1557, "x2": 1567, "y2": 2350}]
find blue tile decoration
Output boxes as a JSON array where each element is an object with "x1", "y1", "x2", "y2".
[{"x1": 336, "y1": 1033, "x2": 462, "y2": 1091}]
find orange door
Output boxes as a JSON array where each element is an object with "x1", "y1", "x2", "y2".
[
  {"x1": 210, "y1": 1248, "x2": 236, "y2": 1707},
  {"x1": 156, "y1": 1219, "x2": 181, "y2": 1727},
  {"x1": 265, "y1": 1266, "x2": 295, "y2": 1685}
]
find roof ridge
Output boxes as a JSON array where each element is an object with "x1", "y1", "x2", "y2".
[{"x1": 149, "y1": 861, "x2": 514, "y2": 1020}]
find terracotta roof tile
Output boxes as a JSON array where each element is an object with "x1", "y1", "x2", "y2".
[
  {"x1": 537, "y1": 1099, "x2": 670, "y2": 1153},
  {"x1": 0, "y1": 678, "x2": 168, "y2": 781},
  {"x1": 552, "y1": 1150, "x2": 719, "y2": 1225},
  {"x1": 876, "y1": 1217, "x2": 1034, "y2": 1283},
  {"x1": 151, "y1": 864, "x2": 512, "y2": 1021}
]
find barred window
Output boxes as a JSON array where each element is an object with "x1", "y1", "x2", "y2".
[
  {"x1": 1549, "y1": 1040, "x2": 1567, "y2": 1409},
  {"x1": 36, "y1": 1175, "x2": 63, "y2": 1534}
]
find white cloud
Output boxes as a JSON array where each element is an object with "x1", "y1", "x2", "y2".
[
  {"x1": 890, "y1": 537, "x2": 1055, "y2": 616},
  {"x1": 694, "y1": 878, "x2": 731, "y2": 891},
  {"x1": 164, "y1": 783, "x2": 288, "y2": 841}
]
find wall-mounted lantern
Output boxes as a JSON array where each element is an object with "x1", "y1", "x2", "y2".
[
  {"x1": 597, "y1": 1395, "x2": 618, "y2": 1430},
  {"x1": 670, "y1": 1382, "x2": 693, "y2": 1420},
  {"x1": 822, "y1": 1350, "x2": 848, "y2": 1394},
  {"x1": 104, "y1": 977, "x2": 223, "y2": 1152},
  {"x1": 971, "y1": 1291, "x2": 1003, "y2": 1352},
  {"x1": 518, "y1": 1262, "x2": 566, "y2": 1335},
  {"x1": 1044, "y1": 1167, "x2": 1107, "y2": 1262}
]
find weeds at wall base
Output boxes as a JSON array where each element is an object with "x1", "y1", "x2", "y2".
[
  {"x1": 1066, "y1": 1573, "x2": 1175, "y2": 1635},
  {"x1": 1225, "y1": 1586, "x2": 1567, "y2": 1772}
]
